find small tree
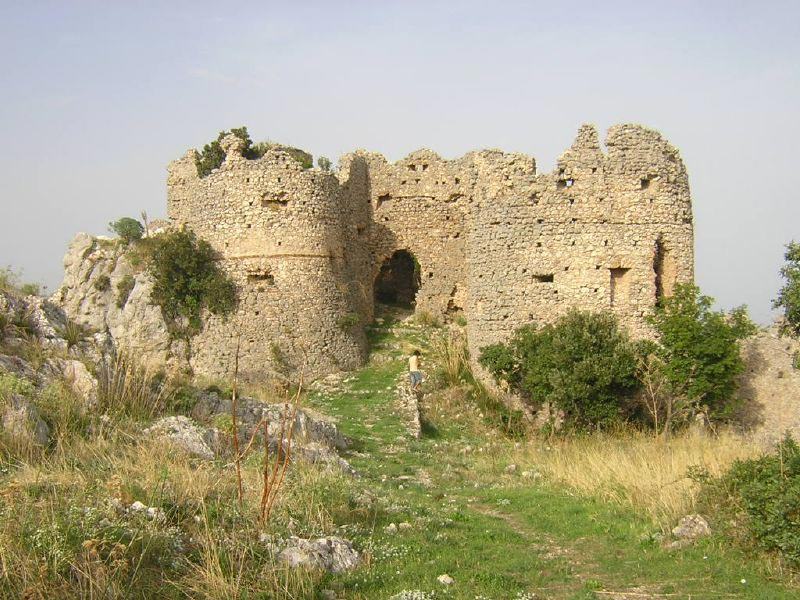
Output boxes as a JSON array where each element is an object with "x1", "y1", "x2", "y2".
[
  {"x1": 479, "y1": 310, "x2": 640, "y2": 430},
  {"x1": 774, "y1": 241, "x2": 800, "y2": 335},
  {"x1": 317, "y1": 156, "x2": 332, "y2": 172},
  {"x1": 109, "y1": 217, "x2": 144, "y2": 244},
  {"x1": 647, "y1": 284, "x2": 756, "y2": 421},
  {"x1": 635, "y1": 350, "x2": 692, "y2": 437}
]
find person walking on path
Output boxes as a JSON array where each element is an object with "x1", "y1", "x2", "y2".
[{"x1": 408, "y1": 349, "x2": 423, "y2": 392}]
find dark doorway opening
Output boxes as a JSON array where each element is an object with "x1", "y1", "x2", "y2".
[{"x1": 374, "y1": 250, "x2": 420, "y2": 308}]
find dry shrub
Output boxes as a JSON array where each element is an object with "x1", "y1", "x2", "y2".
[
  {"x1": 175, "y1": 515, "x2": 318, "y2": 600},
  {"x1": 414, "y1": 310, "x2": 441, "y2": 328},
  {"x1": 97, "y1": 352, "x2": 173, "y2": 420},
  {"x1": 516, "y1": 429, "x2": 761, "y2": 529},
  {"x1": 429, "y1": 328, "x2": 470, "y2": 387}
]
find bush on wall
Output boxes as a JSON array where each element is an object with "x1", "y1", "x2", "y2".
[
  {"x1": 195, "y1": 126, "x2": 313, "y2": 176},
  {"x1": 147, "y1": 229, "x2": 237, "y2": 336}
]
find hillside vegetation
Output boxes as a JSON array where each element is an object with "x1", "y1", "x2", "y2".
[{"x1": 1, "y1": 288, "x2": 798, "y2": 598}]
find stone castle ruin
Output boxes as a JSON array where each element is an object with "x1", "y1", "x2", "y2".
[{"x1": 161, "y1": 123, "x2": 693, "y2": 381}]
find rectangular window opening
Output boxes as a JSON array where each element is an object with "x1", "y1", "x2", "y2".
[{"x1": 610, "y1": 267, "x2": 631, "y2": 306}]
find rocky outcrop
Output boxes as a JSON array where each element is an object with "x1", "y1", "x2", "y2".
[
  {"x1": 53, "y1": 233, "x2": 181, "y2": 370},
  {"x1": 269, "y1": 536, "x2": 361, "y2": 573},
  {"x1": 145, "y1": 391, "x2": 355, "y2": 472},
  {"x1": 1, "y1": 289, "x2": 69, "y2": 350},
  {"x1": 143, "y1": 416, "x2": 222, "y2": 460},
  {"x1": 192, "y1": 391, "x2": 349, "y2": 451}
]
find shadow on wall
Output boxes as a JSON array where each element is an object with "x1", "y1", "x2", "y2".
[
  {"x1": 373, "y1": 249, "x2": 421, "y2": 308},
  {"x1": 734, "y1": 341, "x2": 767, "y2": 431}
]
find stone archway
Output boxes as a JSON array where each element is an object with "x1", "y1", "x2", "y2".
[{"x1": 374, "y1": 249, "x2": 420, "y2": 308}]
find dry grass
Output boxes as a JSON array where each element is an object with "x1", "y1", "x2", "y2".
[
  {"x1": 429, "y1": 327, "x2": 470, "y2": 387},
  {"x1": 0, "y1": 427, "x2": 346, "y2": 598},
  {"x1": 97, "y1": 352, "x2": 173, "y2": 419},
  {"x1": 480, "y1": 428, "x2": 762, "y2": 530}
]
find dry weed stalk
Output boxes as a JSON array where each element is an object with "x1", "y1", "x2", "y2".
[
  {"x1": 228, "y1": 332, "x2": 305, "y2": 523},
  {"x1": 231, "y1": 335, "x2": 244, "y2": 507},
  {"x1": 636, "y1": 352, "x2": 692, "y2": 438},
  {"x1": 259, "y1": 378, "x2": 303, "y2": 524}
]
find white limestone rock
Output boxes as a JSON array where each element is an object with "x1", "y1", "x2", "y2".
[
  {"x1": 276, "y1": 536, "x2": 360, "y2": 573},
  {"x1": 143, "y1": 416, "x2": 221, "y2": 460}
]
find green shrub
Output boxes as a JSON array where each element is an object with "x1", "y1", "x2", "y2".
[
  {"x1": 0, "y1": 372, "x2": 35, "y2": 400},
  {"x1": 116, "y1": 275, "x2": 135, "y2": 308},
  {"x1": 108, "y1": 217, "x2": 144, "y2": 244},
  {"x1": 317, "y1": 156, "x2": 332, "y2": 172},
  {"x1": 19, "y1": 282, "x2": 41, "y2": 296},
  {"x1": 58, "y1": 320, "x2": 88, "y2": 350},
  {"x1": 147, "y1": 230, "x2": 237, "y2": 335},
  {"x1": 0, "y1": 268, "x2": 41, "y2": 296},
  {"x1": 272, "y1": 145, "x2": 313, "y2": 169},
  {"x1": 195, "y1": 126, "x2": 313, "y2": 177},
  {"x1": 774, "y1": 241, "x2": 800, "y2": 335},
  {"x1": 0, "y1": 267, "x2": 17, "y2": 292},
  {"x1": 10, "y1": 308, "x2": 35, "y2": 338},
  {"x1": 479, "y1": 310, "x2": 640, "y2": 430},
  {"x1": 647, "y1": 284, "x2": 756, "y2": 421},
  {"x1": 94, "y1": 274, "x2": 111, "y2": 292},
  {"x1": 0, "y1": 307, "x2": 32, "y2": 343},
  {"x1": 697, "y1": 435, "x2": 800, "y2": 566},
  {"x1": 337, "y1": 313, "x2": 360, "y2": 330}
]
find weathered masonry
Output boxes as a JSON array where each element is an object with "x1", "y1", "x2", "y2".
[{"x1": 166, "y1": 124, "x2": 694, "y2": 380}]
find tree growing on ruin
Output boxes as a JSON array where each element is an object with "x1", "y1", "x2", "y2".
[
  {"x1": 774, "y1": 241, "x2": 800, "y2": 335},
  {"x1": 195, "y1": 126, "x2": 314, "y2": 176},
  {"x1": 147, "y1": 229, "x2": 237, "y2": 335}
]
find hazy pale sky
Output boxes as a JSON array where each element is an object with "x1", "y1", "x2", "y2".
[{"x1": 1, "y1": 0, "x2": 798, "y2": 322}]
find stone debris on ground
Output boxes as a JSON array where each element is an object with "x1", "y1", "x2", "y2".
[
  {"x1": 671, "y1": 514, "x2": 711, "y2": 540},
  {"x1": 665, "y1": 514, "x2": 711, "y2": 549},
  {"x1": 437, "y1": 573, "x2": 455, "y2": 585},
  {"x1": 192, "y1": 390, "x2": 349, "y2": 451}
]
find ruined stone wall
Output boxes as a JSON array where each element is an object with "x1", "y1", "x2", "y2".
[
  {"x1": 166, "y1": 123, "x2": 693, "y2": 382},
  {"x1": 464, "y1": 124, "x2": 694, "y2": 359},
  {"x1": 167, "y1": 136, "x2": 368, "y2": 381}
]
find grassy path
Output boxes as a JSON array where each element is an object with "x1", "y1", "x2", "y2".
[{"x1": 307, "y1": 314, "x2": 797, "y2": 599}]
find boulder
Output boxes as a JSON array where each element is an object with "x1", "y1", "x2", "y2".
[
  {"x1": 1, "y1": 393, "x2": 50, "y2": 447},
  {"x1": 143, "y1": 416, "x2": 221, "y2": 460},
  {"x1": 276, "y1": 536, "x2": 360, "y2": 573},
  {"x1": 192, "y1": 391, "x2": 349, "y2": 451},
  {"x1": 54, "y1": 359, "x2": 98, "y2": 406},
  {"x1": 671, "y1": 514, "x2": 711, "y2": 540}
]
